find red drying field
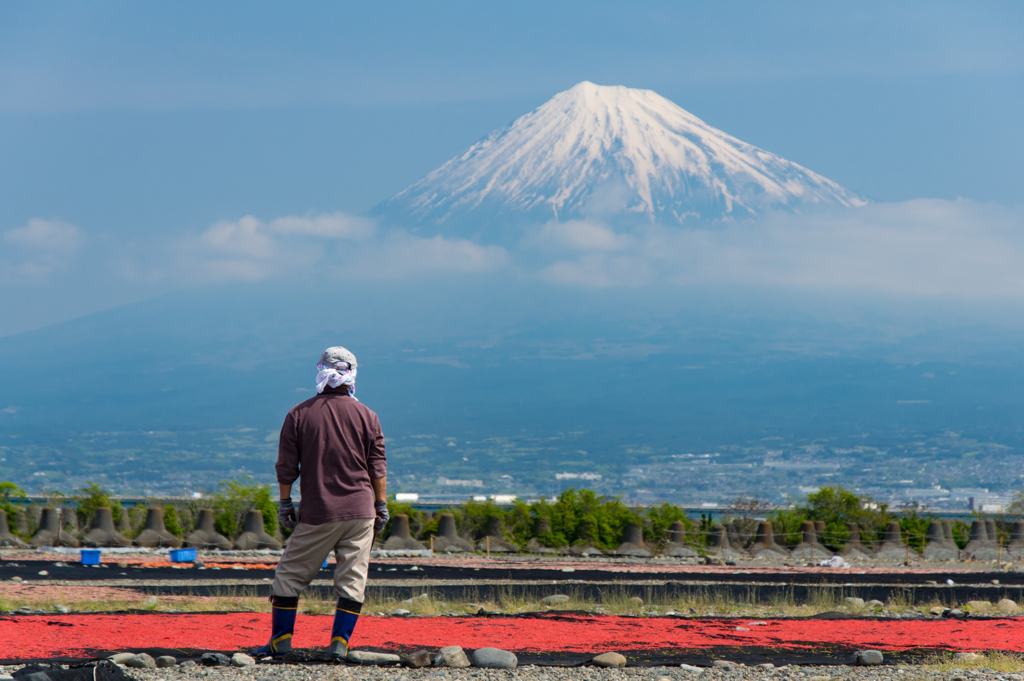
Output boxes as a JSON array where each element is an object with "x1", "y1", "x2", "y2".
[{"x1": 3, "y1": 613, "x2": 1024, "y2": 662}]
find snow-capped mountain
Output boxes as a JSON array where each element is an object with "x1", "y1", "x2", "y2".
[{"x1": 373, "y1": 82, "x2": 866, "y2": 237}]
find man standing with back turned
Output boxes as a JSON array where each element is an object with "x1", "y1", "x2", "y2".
[{"x1": 257, "y1": 346, "x2": 389, "y2": 659}]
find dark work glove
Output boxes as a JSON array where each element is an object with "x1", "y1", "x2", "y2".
[
  {"x1": 374, "y1": 501, "x2": 390, "y2": 535},
  {"x1": 278, "y1": 498, "x2": 297, "y2": 530}
]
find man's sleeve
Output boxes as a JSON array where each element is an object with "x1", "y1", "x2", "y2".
[
  {"x1": 367, "y1": 414, "x2": 387, "y2": 478},
  {"x1": 276, "y1": 410, "x2": 301, "y2": 485}
]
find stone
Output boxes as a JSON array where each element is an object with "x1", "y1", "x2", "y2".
[
  {"x1": 713, "y1": 660, "x2": 741, "y2": 671},
  {"x1": 402, "y1": 649, "x2": 433, "y2": 668},
  {"x1": 966, "y1": 600, "x2": 992, "y2": 612},
  {"x1": 433, "y1": 645, "x2": 471, "y2": 668},
  {"x1": 998, "y1": 598, "x2": 1018, "y2": 611},
  {"x1": 108, "y1": 653, "x2": 135, "y2": 664},
  {"x1": 390, "y1": 608, "x2": 412, "y2": 616},
  {"x1": 9, "y1": 576, "x2": 22, "y2": 583},
  {"x1": 470, "y1": 647, "x2": 517, "y2": 669},
  {"x1": 125, "y1": 653, "x2": 156, "y2": 669},
  {"x1": 929, "y1": 606, "x2": 947, "y2": 616},
  {"x1": 155, "y1": 656, "x2": 177, "y2": 668},
  {"x1": 541, "y1": 594, "x2": 570, "y2": 605},
  {"x1": 199, "y1": 652, "x2": 231, "y2": 667},
  {"x1": 756, "y1": 663, "x2": 775, "y2": 669},
  {"x1": 629, "y1": 596, "x2": 644, "y2": 606},
  {"x1": 179, "y1": 660, "x2": 197, "y2": 668},
  {"x1": 844, "y1": 597, "x2": 865, "y2": 609},
  {"x1": 231, "y1": 652, "x2": 255, "y2": 667},
  {"x1": 142, "y1": 596, "x2": 159, "y2": 608},
  {"x1": 680, "y1": 664, "x2": 703, "y2": 672},
  {"x1": 592, "y1": 652, "x2": 627, "y2": 668},
  {"x1": 954, "y1": 652, "x2": 982, "y2": 662},
  {"x1": 347, "y1": 650, "x2": 402, "y2": 665},
  {"x1": 947, "y1": 609, "x2": 968, "y2": 619},
  {"x1": 853, "y1": 650, "x2": 884, "y2": 665},
  {"x1": 866, "y1": 600, "x2": 884, "y2": 609},
  {"x1": 54, "y1": 605, "x2": 70, "y2": 613}
]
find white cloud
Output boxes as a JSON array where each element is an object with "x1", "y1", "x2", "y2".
[
  {"x1": 4, "y1": 218, "x2": 82, "y2": 252},
  {"x1": 527, "y1": 219, "x2": 632, "y2": 252},
  {"x1": 269, "y1": 212, "x2": 375, "y2": 240},
  {"x1": 183, "y1": 212, "x2": 506, "y2": 283},
  {"x1": 1, "y1": 218, "x2": 85, "y2": 280},
  {"x1": 533, "y1": 200, "x2": 1024, "y2": 298},
  {"x1": 345, "y1": 233, "x2": 510, "y2": 279}
]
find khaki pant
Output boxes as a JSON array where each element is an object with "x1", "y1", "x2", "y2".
[{"x1": 272, "y1": 518, "x2": 374, "y2": 603}]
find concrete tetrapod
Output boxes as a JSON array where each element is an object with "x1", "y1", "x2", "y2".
[
  {"x1": 790, "y1": 521, "x2": 833, "y2": 561},
  {"x1": 748, "y1": 521, "x2": 788, "y2": 558},
  {"x1": 873, "y1": 522, "x2": 909, "y2": 562},
  {"x1": 430, "y1": 513, "x2": 474, "y2": 553},
  {"x1": 567, "y1": 518, "x2": 604, "y2": 556},
  {"x1": 62, "y1": 508, "x2": 82, "y2": 542},
  {"x1": 706, "y1": 525, "x2": 743, "y2": 561},
  {"x1": 986, "y1": 520, "x2": 1000, "y2": 549},
  {"x1": 963, "y1": 520, "x2": 999, "y2": 561},
  {"x1": 665, "y1": 520, "x2": 698, "y2": 557},
  {"x1": 83, "y1": 507, "x2": 133, "y2": 547},
  {"x1": 614, "y1": 522, "x2": 651, "y2": 557},
  {"x1": 134, "y1": 508, "x2": 184, "y2": 548},
  {"x1": 117, "y1": 510, "x2": 132, "y2": 535},
  {"x1": 725, "y1": 522, "x2": 744, "y2": 550},
  {"x1": 839, "y1": 522, "x2": 873, "y2": 560},
  {"x1": 382, "y1": 514, "x2": 427, "y2": 551},
  {"x1": 185, "y1": 509, "x2": 232, "y2": 550},
  {"x1": 526, "y1": 516, "x2": 557, "y2": 554},
  {"x1": 922, "y1": 520, "x2": 958, "y2": 561},
  {"x1": 30, "y1": 506, "x2": 79, "y2": 547},
  {"x1": 0, "y1": 510, "x2": 27, "y2": 548},
  {"x1": 476, "y1": 516, "x2": 518, "y2": 553},
  {"x1": 1007, "y1": 521, "x2": 1024, "y2": 560},
  {"x1": 233, "y1": 510, "x2": 282, "y2": 550}
]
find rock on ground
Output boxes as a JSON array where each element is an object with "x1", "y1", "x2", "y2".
[
  {"x1": 591, "y1": 652, "x2": 627, "y2": 668},
  {"x1": 854, "y1": 650, "x2": 884, "y2": 665},
  {"x1": 433, "y1": 646, "x2": 470, "y2": 668},
  {"x1": 347, "y1": 650, "x2": 402, "y2": 665},
  {"x1": 154, "y1": 656, "x2": 176, "y2": 668},
  {"x1": 402, "y1": 650, "x2": 433, "y2": 668},
  {"x1": 124, "y1": 653, "x2": 156, "y2": 669},
  {"x1": 470, "y1": 647, "x2": 517, "y2": 669},
  {"x1": 230, "y1": 653, "x2": 254, "y2": 667},
  {"x1": 199, "y1": 653, "x2": 231, "y2": 667},
  {"x1": 541, "y1": 594, "x2": 570, "y2": 605}
]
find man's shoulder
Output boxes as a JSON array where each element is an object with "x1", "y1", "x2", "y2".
[{"x1": 290, "y1": 394, "x2": 378, "y2": 421}]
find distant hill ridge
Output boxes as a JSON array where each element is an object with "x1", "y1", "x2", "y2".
[{"x1": 373, "y1": 81, "x2": 867, "y2": 237}]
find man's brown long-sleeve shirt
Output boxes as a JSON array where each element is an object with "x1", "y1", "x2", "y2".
[{"x1": 276, "y1": 386, "x2": 386, "y2": 525}]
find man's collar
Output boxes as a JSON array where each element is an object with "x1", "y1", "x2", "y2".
[{"x1": 321, "y1": 385, "x2": 351, "y2": 395}]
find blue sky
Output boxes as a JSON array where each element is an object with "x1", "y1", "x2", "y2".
[{"x1": 1, "y1": 1, "x2": 1023, "y2": 334}]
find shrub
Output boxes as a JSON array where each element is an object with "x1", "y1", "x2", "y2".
[
  {"x1": 164, "y1": 504, "x2": 183, "y2": 537},
  {"x1": 0, "y1": 482, "x2": 26, "y2": 537},
  {"x1": 212, "y1": 478, "x2": 277, "y2": 538},
  {"x1": 71, "y1": 482, "x2": 125, "y2": 529}
]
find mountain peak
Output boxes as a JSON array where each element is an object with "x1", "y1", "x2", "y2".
[{"x1": 374, "y1": 82, "x2": 866, "y2": 237}]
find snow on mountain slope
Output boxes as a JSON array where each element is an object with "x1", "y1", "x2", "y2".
[{"x1": 373, "y1": 82, "x2": 867, "y2": 237}]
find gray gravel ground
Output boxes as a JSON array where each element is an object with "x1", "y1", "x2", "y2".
[{"x1": 4, "y1": 663, "x2": 1024, "y2": 681}]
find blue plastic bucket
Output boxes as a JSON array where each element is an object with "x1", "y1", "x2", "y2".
[
  {"x1": 80, "y1": 549, "x2": 102, "y2": 565},
  {"x1": 169, "y1": 547, "x2": 197, "y2": 563},
  {"x1": 322, "y1": 557, "x2": 330, "y2": 568}
]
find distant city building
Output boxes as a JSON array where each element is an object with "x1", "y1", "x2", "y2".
[
  {"x1": 436, "y1": 477, "x2": 484, "y2": 488},
  {"x1": 395, "y1": 493, "x2": 419, "y2": 502},
  {"x1": 555, "y1": 472, "x2": 602, "y2": 480}
]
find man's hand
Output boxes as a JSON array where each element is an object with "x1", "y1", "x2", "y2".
[
  {"x1": 374, "y1": 501, "x2": 390, "y2": 535},
  {"x1": 278, "y1": 498, "x2": 297, "y2": 530}
]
